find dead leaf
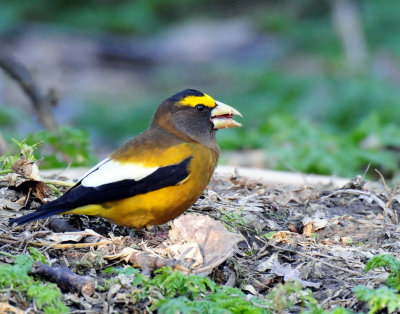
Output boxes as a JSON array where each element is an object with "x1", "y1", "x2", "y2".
[
  {"x1": 289, "y1": 186, "x2": 319, "y2": 204},
  {"x1": 12, "y1": 157, "x2": 41, "y2": 181},
  {"x1": 265, "y1": 219, "x2": 280, "y2": 231},
  {"x1": 270, "y1": 231, "x2": 293, "y2": 243},
  {"x1": 206, "y1": 189, "x2": 220, "y2": 202},
  {"x1": 32, "y1": 181, "x2": 53, "y2": 202},
  {"x1": 1, "y1": 173, "x2": 26, "y2": 187},
  {"x1": 392, "y1": 193, "x2": 400, "y2": 204},
  {"x1": 168, "y1": 214, "x2": 245, "y2": 275},
  {"x1": 256, "y1": 253, "x2": 278, "y2": 272},
  {"x1": 106, "y1": 247, "x2": 183, "y2": 274},
  {"x1": 341, "y1": 237, "x2": 353, "y2": 245},
  {"x1": 287, "y1": 223, "x2": 298, "y2": 233},
  {"x1": 303, "y1": 223, "x2": 314, "y2": 237},
  {"x1": 302, "y1": 218, "x2": 328, "y2": 236},
  {"x1": 168, "y1": 242, "x2": 204, "y2": 268},
  {"x1": 46, "y1": 229, "x2": 103, "y2": 243},
  {"x1": 268, "y1": 186, "x2": 319, "y2": 205},
  {"x1": 1, "y1": 157, "x2": 53, "y2": 203},
  {"x1": 107, "y1": 215, "x2": 244, "y2": 275},
  {"x1": 0, "y1": 302, "x2": 23, "y2": 314},
  {"x1": 243, "y1": 284, "x2": 258, "y2": 295},
  {"x1": 271, "y1": 259, "x2": 320, "y2": 288},
  {"x1": 242, "y1": 212, "x2": 267, "y2": 231},
  {"x1": 0, "y1": 198, "x2": 24, "y2": 211},
  {"x1": 47, "y1": 232, "x2": 86, "y2": 243}
]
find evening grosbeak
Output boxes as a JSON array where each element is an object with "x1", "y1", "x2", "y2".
[{"x1": 10, "y1": 89, "x2": 242, "y2": 228}]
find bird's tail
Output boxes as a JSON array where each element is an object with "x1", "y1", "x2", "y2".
[{"x1": 9, "y1": 203, "x2": 69, "y2": 225}]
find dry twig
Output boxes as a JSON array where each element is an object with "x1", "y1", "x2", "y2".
[{"x1": 375, "y1": 169, "x2": 399, "y2": 224}]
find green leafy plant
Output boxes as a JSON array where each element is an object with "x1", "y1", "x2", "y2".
[
  {"x1": 105, "y1": 266, "x2": 271, "y2": 312},
  {"x1": 0, "y1": 138, "x2": 42, "y2": 174},
  {"x1": 263, "y1": 231, "x2": 276, "y2": 240},
  {"x1": 150, "y1": 267, "x2": 217, "y2": 301},
  {"x1": 28, "y1": 247, "x2": 48, "y2": 265},
  {"x1": 365, "y1": 254, "x2": 400, "y2": 290},
  {"x1": 11, "y1": 138, "x2": 43, "y2": 161},
  {"x1": 353, "y1": 254, "x2": 400, "y2": 313},
  {"x1": 104, "y1": 265, "x2": 141, "y2": 276},
  {"x1": 103, "y1": 266, "x2": 355, "y2": 313},
  {"x1": 0, "y1": 251, "x2": 68, "y2": 313},
  {"x1": 25, "y1": 126, "x2": 96, "y2": 168},
  {"x1": 354, "y1": 286, "x2": 400, "y2": 314},
  {"x1": 1, "y1": 126, "x2": 95, "y2": 171}
]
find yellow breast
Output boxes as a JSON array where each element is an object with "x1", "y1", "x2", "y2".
[{"x1": 70, "y1": 142, "x2": 218, "y2": 228}]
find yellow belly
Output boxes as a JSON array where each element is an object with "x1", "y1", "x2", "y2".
[
  {"x1": 68, "y1": 143, "x2": 218, "y2": 228},
  {"x1": 103, "y1": 180, "x2": 204, "y2": 228}
]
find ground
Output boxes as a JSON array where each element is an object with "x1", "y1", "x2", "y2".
[{"x1": 0, "y1": 169, "x2": 399, "y2": 313}]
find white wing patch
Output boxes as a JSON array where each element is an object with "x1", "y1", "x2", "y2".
[
  {"x1": 79, "y1": 158, "x2": 112, "y2": 182},
  {"x1": 81, "y1": 158, "x2": 159, "y2": 188}
]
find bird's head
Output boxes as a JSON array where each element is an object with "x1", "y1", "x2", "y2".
[{"x1": 152, "y1": 89, "x2": 242, "y2": 145}]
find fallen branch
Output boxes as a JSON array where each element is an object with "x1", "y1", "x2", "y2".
[{"x1": 31, "y1": 261, "x2": 95, "y2": 296}]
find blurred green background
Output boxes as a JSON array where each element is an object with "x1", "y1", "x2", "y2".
[{"x1": 1, "y1": 0, "x2": 400, "y2": 181}]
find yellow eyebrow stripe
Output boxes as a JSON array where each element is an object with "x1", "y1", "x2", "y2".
[{"x1": 179, "y1": 93, "x2": 216, "y2": 108}]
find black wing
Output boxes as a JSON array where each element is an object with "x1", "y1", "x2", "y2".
[{"x1": 10, "y1": 156, "x2": 192, "y2": 225}]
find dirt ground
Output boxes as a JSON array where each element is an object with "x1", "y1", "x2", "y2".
[{"x1": 1, "y1": 169, "x2": 399, "y2": 313}]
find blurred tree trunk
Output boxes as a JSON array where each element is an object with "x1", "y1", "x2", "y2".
[
  {"x1": 0, "y1": 51, "x2": 58, "y2": 130},
  {"x1": 331, "y1": 0, "x2": 368, "y2": 72},
  {"x1": 0, "y1": 133, "x2": 6, "y2": 156}
]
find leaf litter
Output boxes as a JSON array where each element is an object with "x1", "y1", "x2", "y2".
[{"x1": 1, "y1": 160, "x2": 400, "y2": 312}]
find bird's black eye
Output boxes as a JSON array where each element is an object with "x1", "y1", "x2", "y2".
[{"x1": 196, "y1": 104, "x2": 205, "y2": 111}]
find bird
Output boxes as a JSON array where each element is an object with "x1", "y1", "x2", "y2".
[{"x1": 10, "y1": 89, "x2": 242, "y2": 228}]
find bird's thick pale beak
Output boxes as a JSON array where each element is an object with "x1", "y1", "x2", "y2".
[{"x1": 211, "y1": 101, "x2": 243, "y2": 129}]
